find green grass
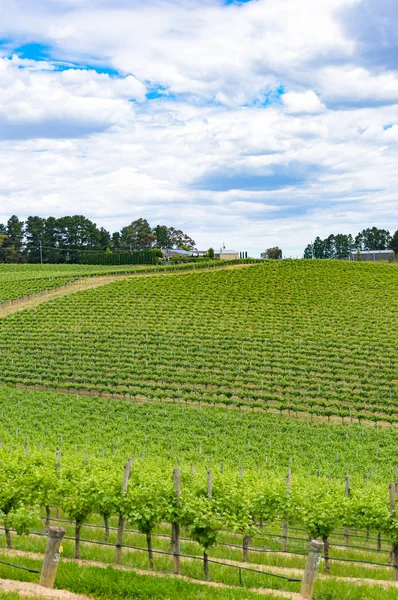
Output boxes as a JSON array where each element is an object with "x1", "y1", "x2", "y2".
[
  {"x1": 0, "y1": 553, "x2": 293, "y2": 599},
  {"x1": 1, "y1": 543, "x2": 398, "y2": 599}
]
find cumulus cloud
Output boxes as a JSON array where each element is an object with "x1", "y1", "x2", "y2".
[
  {"x1": 282, "y1": 91, "x2": 325, "y2": 114},
  {"x1": 0, "y1": 57, "x2": 145, "y2": 138},
  {"x1": 0, "y1": 0, "x2": 398, "y2": 256}
]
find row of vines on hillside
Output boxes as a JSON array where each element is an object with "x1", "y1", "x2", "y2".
[{"x1": 1, "y1": 261, "x2": 397, "y2": 421}]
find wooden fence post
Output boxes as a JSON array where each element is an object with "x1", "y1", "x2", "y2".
[
  {"x1": 282, "y1": 467, "x2": 291, "y2": 552},
  {"x1": 40, "y1": 526, "x2": 65, "y2": 589},
  {"x1": 114, "y1": 462, "x2": 131, "y2": 565},
  {"x1": 300, "y1": 539, "x2": 324, "y2": 599},
  {"x1": 172, "y1": 468, "x2": 181, "y2": 575}
]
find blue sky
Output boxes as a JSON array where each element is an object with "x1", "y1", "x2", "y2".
[{"x1": 0, "y1": 0, "x2": 397, "y2": 256}]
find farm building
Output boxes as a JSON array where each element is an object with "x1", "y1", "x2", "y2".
[
  {"x1": 215, "y1": 248, "x2": 239, "y2": 260},
  {"x1": 349, "y1": 250, "x2": 395, "y2": 261}
]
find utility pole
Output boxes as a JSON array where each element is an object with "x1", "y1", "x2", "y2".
[{"x1": 39, "y1": 240, "x2": 43, "y2": 265}]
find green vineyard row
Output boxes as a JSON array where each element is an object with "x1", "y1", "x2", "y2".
[{"x1": 1, "y1": 261, "x2": 397, "y2": 421}]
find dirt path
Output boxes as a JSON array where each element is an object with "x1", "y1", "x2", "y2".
[
  {"x1": 0, "y1": 275, "x2": 132, "y2": 319},
  {"x1": 0, "y1": 577, "x2": 90, "y2": 600},
  {"x1": 0, "y1": 263, "x2": 254, "y2": 320}
]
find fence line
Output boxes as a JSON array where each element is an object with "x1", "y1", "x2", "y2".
[
  {"x1": 0, "y1": 558, "x2": 40, "y2": 574},
  {"x1": 20, "y1": 530, "x2": 301, "y2": 583},
  {"x1": 41, "y1": 515, "x2": 393, "y2": 560}
]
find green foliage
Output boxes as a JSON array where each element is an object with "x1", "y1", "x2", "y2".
[
  {"x1": 1, "y1": 261, "x2": 397, "y2": 423},
  {"x1": 261, "y1": 247, "x2": 283, "y2": 259},
  {"x1": 291, "y1": 479, "x2": 347, "y2": 539},
  {"x1": 390, "y1": 229, "x2": 398, "y2": 255}
]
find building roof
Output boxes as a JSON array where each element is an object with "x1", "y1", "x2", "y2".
[
  {"x1": 220, "y1": 249, "x2": 238, "y2": 254},
  {"x1": 351, "y1": 250, "x2": 393, "y2": 254},
  {"x1": 164, "y1": 248, "x2": 192, "y2": 255}
]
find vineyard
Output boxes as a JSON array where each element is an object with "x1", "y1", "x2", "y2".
[
  {"x1": 0, "y1": 259, "x2": 398, "y2": 599},
  {"x1": 0, "y1": 259, "x2": 257, "y2": 304},
  {"x1": 1, "y1": 261, "x2": 397, "y2": 423},
  {"x1": 1, "y1": 387, "x2": 398, "y2": 483}
]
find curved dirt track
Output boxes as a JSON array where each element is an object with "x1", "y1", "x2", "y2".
[{"x1": 0, "y1": 263, "x2": 254, "y2": 319}]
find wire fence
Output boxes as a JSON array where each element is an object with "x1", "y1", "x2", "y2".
[
  {"x1": 0, "y1": 558, "x2": 40, "y2": 574},
  {"x1": 2, "y1": 528, "x2": 301, "y2": 585},
  {"x1": 41, "y1": 515, "x2": 394, "y2": 567}
]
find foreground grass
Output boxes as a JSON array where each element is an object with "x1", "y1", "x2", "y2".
[
  {"x1": 0, "y1": 555, "x2": 291, "y2": 600},
  {"x1": 1, "y1": 551, "x2": 398, "y2": 600}
]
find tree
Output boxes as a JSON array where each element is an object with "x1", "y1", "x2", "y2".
[
  {"x1": 98, "y1": 227, "x2": 112, "y2": 251},
  {"x1": 261, "y1": 247, "x2": 282, "y2": 260},
  {"x1": 120, "y1": 218, "x2": 155, "y2": 251},
  {"x1": 355, "y1": 227, "x2": 391, "y2": 251},
  {"x1": 323, "y1": 235, "x2": 335, "y2": 259},
  {"x1": 111, "y1": 232, "x2": 121, "y2": 252},
  {"x1": 303, "y1": 244, "x2": 313, "y2": 259},
  {"x1": 390, "y1": 230, "x2": 398, "y2": 255},
  {"x1": 25, "y1": 216, "x2": 46, "y2": 263},
  {"x1": 208, "y1": 247, "x2": 215, "y2": 260},
  {"x1": 55, "y1": 215, "x2": 104, "y2": 262},
  {"x1": 168, "y1": 227, "x2": 195, "y2": 250},
  {"x1": 153, "y1": 225, "x2": 173, "y2": 249},
  {"x1": 334, "y1": 234, "x2": 354, "y2": 259},
  {"x1": 42, "y1": 217, "x2": 60, "y2": 263},
  {"x1": 152, "y1": 248, "x2": 163, "y2": 264},
  {"x1": 0, "y1": 233, "x2": 7, "y2": 262},
  {"x1": 3, "y1": 215, "x2": 24, "y2": 263},
  {"x1": 312, "y1": 237, "x2": 325, "y2": 259}
]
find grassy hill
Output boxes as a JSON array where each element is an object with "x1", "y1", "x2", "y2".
[{"x1": 1, "y1": 260, "x2": 397, "y2": 422}]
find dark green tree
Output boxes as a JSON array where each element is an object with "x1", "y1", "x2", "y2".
[
  {"x1": 303, "y1": 244, "x2": 313, "y2": 259},
  {"x1": 390, "y1": 230, "x2": 398, "y2": 255},
  {"x1": 334, "y1": 234, "x2": 353, "y2": 259},
  {"x1": 120, "y1": 218, "x2": 155, "y2": 251},
  {"x1": 261, "y1": 247, "x2": 282, "y2": 259},
  {"x1": 3, "y1": 215, "x2": 25, "y2": 262},
  {"x1": 111, "y1": 232, "x2": 121, "y2": 252},
  {"x1": 42, "y1": 217, "x2": 61, "y2": 263},
  {"x1": 153, "y1": 225, "x2": 173, "y2": 249},
  {"x1": 312, "y1": 237, "x2": 325, "y2": 259},
  {"x1": 323, "y1": 235, "x2": 335, "y2": 259},
  {"x1": 98, "y1": 227, "x2": 112, "y2": 250},
  {"x1": 0, "y1": 232, "x2": 7, "y2": 262},
  {"x1": 25, "y1": 216, "x2": 46, "y2": 263},
  {"x1": 355, "y1": 227, "x2": 391, "y2": 251}
]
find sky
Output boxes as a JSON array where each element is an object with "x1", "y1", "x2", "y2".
[{"x1": 0, "y1": 0, "x2": 397, "y2": 257}]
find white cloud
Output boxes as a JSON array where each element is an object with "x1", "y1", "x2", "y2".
[
  {"x1": 0, "y1": 0, "x2": 398, "y2": 257},
  {"x1": 0, "y1": 57, "x2": 145, "y2": 137},
  {"x1": 282, "y1": 91, "x2": 325, "y2": 114}
]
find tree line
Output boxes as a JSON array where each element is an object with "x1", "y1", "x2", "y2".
[
  {"x1": 303, "y1": 227, "x2": 398, "y2": 259},
  {"x1": 0, "y1": 215, "x2": 196, "y2": 263}
]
